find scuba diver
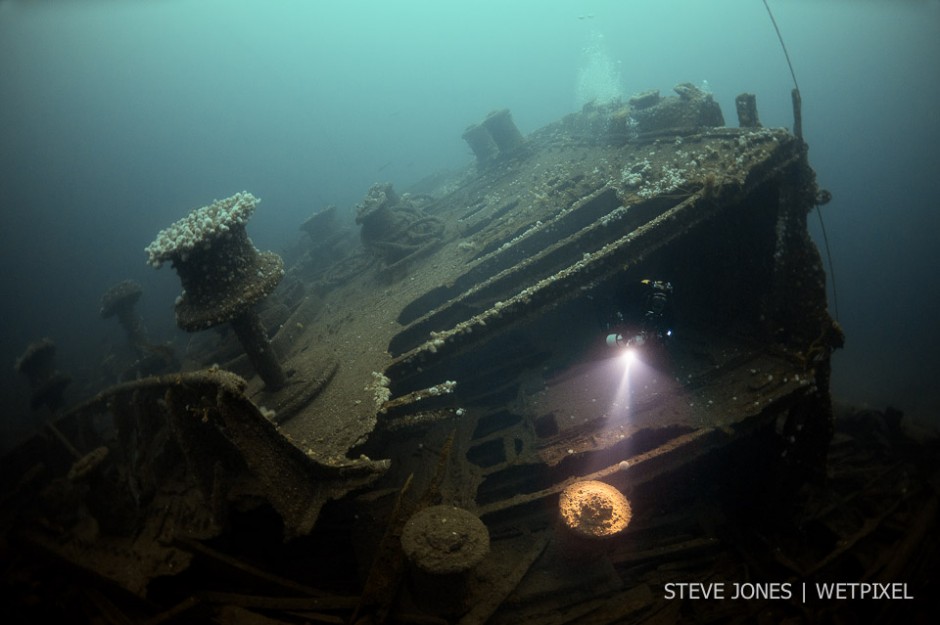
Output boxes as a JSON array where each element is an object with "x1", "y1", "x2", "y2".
[{"x1": 604, "y1": 279, "x2": 674, "y2": 358}]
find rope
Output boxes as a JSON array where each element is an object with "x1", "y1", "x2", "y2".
[
  {"x1": 764, "y1": 0, "x2": 840, "y2": 322},
  {"x1": 815, "y1": 201, "x2": 841, "y2": 322},
  {"x1": 763, "y1": 0, "x2": 800, "y2": 93}
]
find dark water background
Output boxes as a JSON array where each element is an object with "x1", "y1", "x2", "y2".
[{"x1": 1, "y1": 0, "x2": 938, "y2": 449}]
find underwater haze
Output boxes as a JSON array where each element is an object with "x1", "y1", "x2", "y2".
[{"x1": 1, "y1": 0, "x2": 939, "y2": 448}]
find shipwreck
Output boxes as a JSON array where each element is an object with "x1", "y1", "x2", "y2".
[{"x1": 3, "y1": 85, "x2": 936, "y2": 624}]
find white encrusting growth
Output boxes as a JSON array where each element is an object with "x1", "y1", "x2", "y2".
[{"x1": 145, "y1": 191, "x2": 260, "y2": 267}]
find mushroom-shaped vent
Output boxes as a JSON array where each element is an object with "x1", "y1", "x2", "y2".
[
  {"x1": 99, "y1": 280, "x2": 142, "y2": 319},
  {"x1": 147, "y1": 192, "x2": 287, "y2": 390}
]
